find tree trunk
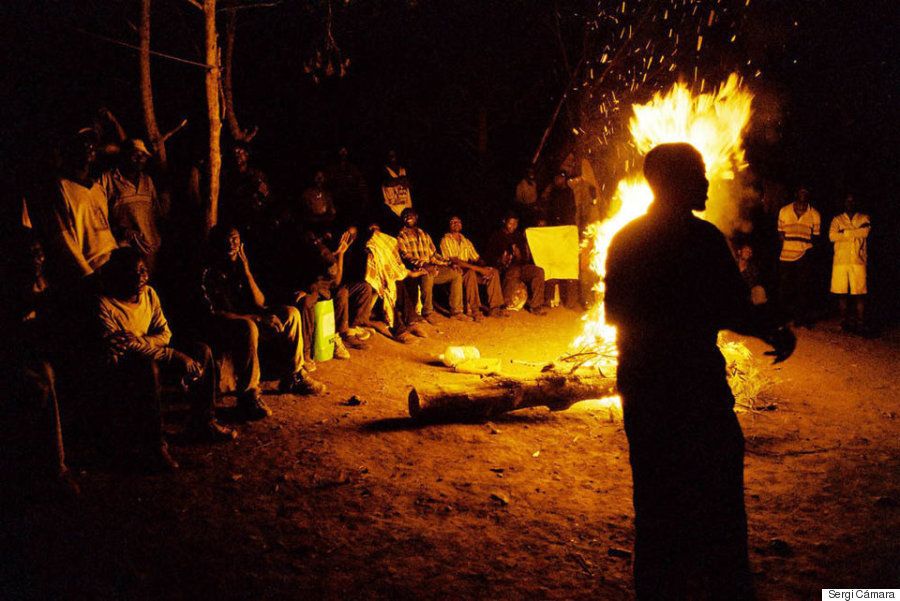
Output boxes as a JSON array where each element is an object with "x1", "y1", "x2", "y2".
[
  {"x1": 139, "y1": 0, "x2": 167, "y2": 169},
  {"x1": 204, "y1": 0, "x2": 222, "y2": 234},
  {"x1": 223, "y1": 9, "x2": 244, "y2": 142},
  {"x1": 408, "y1": 374, "x2": 615, "y2": 423}
]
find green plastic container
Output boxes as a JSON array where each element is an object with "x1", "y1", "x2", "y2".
[{"x1": 313, "y1": 299, "x2": 336, "y2": 362}]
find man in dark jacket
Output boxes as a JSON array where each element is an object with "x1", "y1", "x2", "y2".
[
  {"x1": 201, "y1": 226, "x2": 325, "y2": 421},
  {"x1": 540, "y1": 171, "x2": 577, "y2": 226},
  {"x1": 484, "y1": 213, "x2": 546, "y2": 315}
]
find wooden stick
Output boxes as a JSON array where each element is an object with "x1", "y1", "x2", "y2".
[
  {"x1": 76, "y1": 28, "x2": 212, "y2": 70},
  {"x1": 530, "y1": 57, "x2": 585, "y2": 167},
  {"x1": 217, "y1": 1, "x2": 282, "y2": 11},
  {"x1": 160, "y1": 118, "x2": 189, "y2": 144}
]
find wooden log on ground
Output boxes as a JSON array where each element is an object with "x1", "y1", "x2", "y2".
[{"x1": 408, "y1": 374, "x2": 616, "y2": 423}]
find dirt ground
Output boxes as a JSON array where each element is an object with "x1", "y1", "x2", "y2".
[{"x1": 4, "y1": 308, "x2": 899, "y2": 600}]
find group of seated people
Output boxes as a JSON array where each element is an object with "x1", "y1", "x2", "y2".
[{"x1": 3, "y1": 126, "x2": 556, "y2": 484}]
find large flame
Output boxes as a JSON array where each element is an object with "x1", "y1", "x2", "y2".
[
  {"x1": 571, "y1": 75, "x2": 755, "y2": 409},
  {"x1": 630, "y1": 74, "x2": 751, "y2": 180}
]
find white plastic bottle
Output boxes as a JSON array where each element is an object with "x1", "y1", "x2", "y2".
[{"x1": 439, "y1": 346, "x2": 480, "y2": 367}]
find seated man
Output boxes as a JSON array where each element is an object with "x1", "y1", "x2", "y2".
[
  {"x1": 97, "y1": 248, "x2": 236, "y2": 471},
  {"x1": 484, "y1": 213, "x2": 547, "y2": 315},
  {"x1": 396, "y1": 208, "x2": 469, "y2": 323},
  {"x1": 290, "y1": 227, "x2": 372, "y2": 361},
  {"x1": 201, "y1": 226, "x2": 324, "y2": 420},
  {"x1": 362, "y1": 225, "x2": 429, "y2": 343},
  {"x1": 438, "y1": 215, "x2": 507, "y2": 320}
]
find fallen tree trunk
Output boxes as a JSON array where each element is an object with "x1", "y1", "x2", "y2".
[{"x1": 408, "y1": 373, "x2": 616, "y2": 423}]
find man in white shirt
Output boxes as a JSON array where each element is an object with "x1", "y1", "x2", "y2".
[
  {"x1": 44, "y1": 130, "x2": 119, "y2": 284},
  {"x1": 777, "y1": 188, "x2": 821, "y2": 327},
  {"x1": 381, "y1": 150, "x2": 413, "y2": 218},
  {"x1": 829, "y1": 194, "x2": 871, "y2": 332}
]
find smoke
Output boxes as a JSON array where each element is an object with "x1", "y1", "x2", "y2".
[
  {"x1": 703, "y1": 83, "x2": 784, "y2": 239},
  {"x1": 703, "y1": 166, "x2": 758, "y2": 238}
]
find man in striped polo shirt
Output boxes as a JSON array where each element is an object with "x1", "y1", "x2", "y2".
[{"x1": 777, "y1": 187, "x2": 821, "y2": 327}]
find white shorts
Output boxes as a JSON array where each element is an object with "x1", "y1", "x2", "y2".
[{"x1": 831, "y1": 264, "x2": 867, "y2": 295}]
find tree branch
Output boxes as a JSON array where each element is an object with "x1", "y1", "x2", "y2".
[
  {"x1": 160, "y1": 118, "x2": 189, "y2": 144},
  {"x1": 222, "y1": 9, "x2": 260, "y2": 142},
  {"x1": 217, "y1": 1, "x2": 282, "y2": 11}
]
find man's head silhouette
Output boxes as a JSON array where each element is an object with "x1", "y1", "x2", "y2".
[{"x1": 643, "y1": 142, "x2": 709, "y2": 213}]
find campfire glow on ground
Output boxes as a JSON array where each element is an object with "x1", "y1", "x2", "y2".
[{"x1": 568, "y1": 74, "x2": 757, "y2": 412}]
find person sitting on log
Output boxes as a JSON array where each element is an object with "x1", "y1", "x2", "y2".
[
  {"x1": 362, "y1": 224, "x2": 429, "y2": 343},
  {"x1": 396, "y1": 208, "x2": 470, "y2": 323},
  {"x1": 200, "y1": 225, "x2": 325, "y2": 421},
  {"x1": 483, "y1": 213, "x2": 547, "y2": 316},
  {"x1": 438, "y1": 215, "x2": 508, "y2": 321},
  {"x1": 287, "y1": 227, "x2": 372, "y2": 363},
  {"x1": 96, "y1": 247, "x2": 236, "y2": 472}
]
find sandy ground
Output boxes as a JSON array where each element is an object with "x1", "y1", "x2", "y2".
[{"x1": 4, "y1": 308, "x2": 899, "y2": 600}]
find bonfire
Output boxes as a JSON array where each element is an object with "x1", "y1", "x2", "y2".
[
  {"x1": 563, "y1": 74, "x2": 765, "y2": 412},
  {"x1": 409, "y1": 75, "x2": 767, "y2": 422}
]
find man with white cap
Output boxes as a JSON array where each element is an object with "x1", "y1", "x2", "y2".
[{"x1": 101, "y1": 139, "x2": 167, "y2": 273}]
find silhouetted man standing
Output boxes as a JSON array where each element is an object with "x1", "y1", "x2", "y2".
[{"x1": 605, "y1": 143, "x2": 795, "y2": 600}]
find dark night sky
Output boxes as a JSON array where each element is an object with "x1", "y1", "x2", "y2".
[{"x1": 1, "y1": 0, "x2": 897, "y2": 314}]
